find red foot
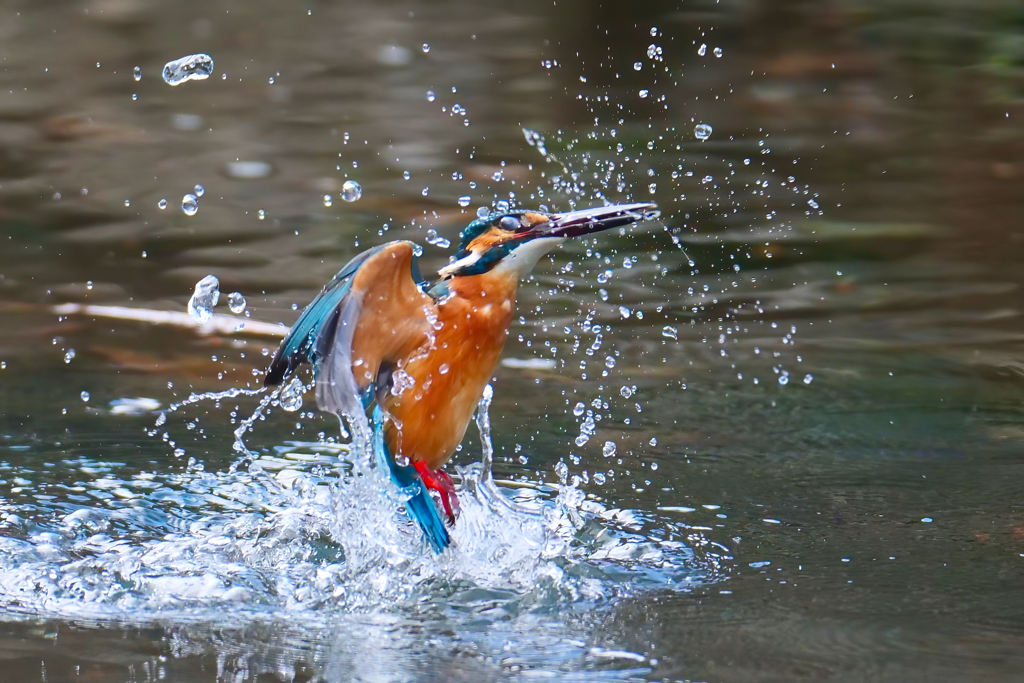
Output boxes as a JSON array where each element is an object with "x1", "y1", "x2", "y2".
[{"x1": 413, "y1": 461, "x2": 460, "y2": 525}]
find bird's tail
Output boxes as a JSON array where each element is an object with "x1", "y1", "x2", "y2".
[{"x1": 373, "y1": 407, "x2": 451, "y2": 553}]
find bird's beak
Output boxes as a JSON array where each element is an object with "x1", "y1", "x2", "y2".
[{"x1": 532, "y1": 202, "x2": 660, "y2": 239}]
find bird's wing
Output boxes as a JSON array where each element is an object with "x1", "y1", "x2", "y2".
[{"x1": 264, "y1": 241, "x2": 435, "y2": 417}]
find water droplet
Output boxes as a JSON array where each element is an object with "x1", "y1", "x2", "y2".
[
  {"x1": 807, "y1": 198, "x2": 819, "y2": 209},
  {"x1": 633, "y1": 61, "x2": 642, "y2": 71},
  {"x1": 476, "y1": 206, "x2": 490, "y2": 219},
  {"x1": 648, "y1": 182, "x2": 657, "y2": 194},
  {"x1": 86, "y1": 281, "x2": 94, "y2": 290},
  {"x1": 64, "y1": 349, "x2": 75, "y2": 364},
  {"x1": 426, "y1": 90, "x2": 436, "y2": 102},
  {"x1": 157, "y1": 198, "x2": 167, "y2": 209},
  {"x1": 604, "y1": 355, "x2": 616, "y2": 369},
  {"x1": 80, "y1": 391, "x2": 90, "y2": 402},
  {"x1": 425, "y1": 229, "x2": 450, "y2": 248},
  {"x1": 620, "y1": 386, "x2": 633, "y2": 398},
  {"x1": 280, "y1": 376, "x2": 304, "y2": 412},
  {"x1": 421, "y1": 187, "x2": 429, "y2": 196},
  {"x1": 438, "y1": 363, "x2": 450, "y2": 375},
  {"x1": 647, "y1": 44, "x2": 661, "y2": 59},
  {"x1": 714, "y1": 47, "x2": 723, "y2": 58},
  {"x1": 650, "y1": 438, "x2": 658, "y2": 447},
  {"x1": 698, "y1": 44, "x2": 707, "y2": 56},
  {"x1": 323, "y1": 194, "x2": 333, "y2": 207},
  {"x1": 268, "y1": 76, "x2": 275, "y2": 84},
  {"x1": 639, "y1": 89, "x2": 649, "y2": 98},
  {"x1": 573, "y1": 401, "x2": 585, "y2": 417},
  {"x1": 162, "y1": 53, "x2": 215, "y2": 86},
  {"x1": 603, "y1": 441, "x2": 617, "y2": 457},
  {"x1": 194, "y1": 184, "x2": 205, "y2": 197},
  {"x1": 124, "y1": 199, "x2": 131, "y2": 207},
  {"x1": 779, "y1": 374, "x2": 790, "y2": 386},
  {"x1": 187, "y1": 275, "x2": 220, "y2": 323},
  {"x1": 694, "y1": 123, "x2": 713, "y2": 140},
  {"x1": 803, "y1": 373, "x2": 814, "y2": 384},
  {"x1": 458, "y1": 195, "x2": 471, "y2": 207},
  {"x1": 133, "y1": 66, "x2": 142, "y2": 81},
  {"x1": 422, "y1": 43, "x2": 430, "y2": 53},
  {"x1": 662, "y1": 325, "x2": 678, "y2": 340},
  {"x1": 650, "y1": 27, "x2": 658, "y2": 36},
  {"x1": 619, "y1": 305, "x2": 631, "y2": 319},
  {"x1": 402, "y1": 171, "x2": 411, "y2": 180},
  {"x1": 227, "y1": 292, "x2": 246, "y2": 314},
  {"x1": 522, "y1": 128, "x2": 548, "y2": 156},
  {"x1": 341, "y1": 180, "x2": 362, "y2": 202},
  {"x1": 258, "y1": 209, "x2": 266, "y2": 220},
  {"x1": 496, "y1": 200, "x2": 510, "y2": 212},
  {"x1": 181, "y1": 194, "x2": 198, "y2": 216},
  {"x1": 922, "y1": 517, "x2": 933, "y2": 523}
]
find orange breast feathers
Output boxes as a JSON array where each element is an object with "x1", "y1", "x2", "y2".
[{"x1": 383, "y1": 269, "x2": 519, "y2": 470}]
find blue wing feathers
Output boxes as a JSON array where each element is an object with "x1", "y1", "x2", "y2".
[{"x1": 264, "y1": 245, "x2": 385, "y2": 386}]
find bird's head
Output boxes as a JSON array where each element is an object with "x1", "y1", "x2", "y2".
[{"x1": 437, "y1": 202, "x2": 659, "y2": 280}]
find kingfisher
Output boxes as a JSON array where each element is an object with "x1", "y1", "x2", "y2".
[{"x1": 264, "y1": 202, "x2": 659, "y2": 551}]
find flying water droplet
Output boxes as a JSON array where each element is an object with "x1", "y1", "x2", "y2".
[
  {"x1": 522, "y1": 128, "x2": 548, "y2": 156},
  {"x1": 619, "y1": 305, "x2": 631, "y2": 319},
  {"x1": 603, "y1": 441, "x2": 617, "y2": 457},
  {"x1": 476, "y1": 206, "x2": 490, "y2": 219},
  {"x1": 162, "y1": 53, "x2": 214, "y2": 86},
  {"x1": 604, "y1": 355, "x2": 616, "y2": 369},
  {"x1": 402, "y1": 170, "x2": 411, "y2": 180},
  {"x1": 194, "y1": 184, "x2": 204, "y2": 197},
  {"x1": 573, "y1": 401, "x2": 585, "y2": 417},
  {"x1": 695, "y1": 124, "x2": 713, "y2": 140},
  {"x1": 662, "y1": 325, "x2": 678, "y2": 340},
  {"x1": 714, "y1": 47, "x2": 723, "y2": 58},
  {"x1": 647, "y1": 44, "x2": 661, "y2": 59},
  {"x1": 426, "y1": 90, "x2": 435, "y2": 102},
  {"x1": 181, "y1": 194, "x2": 198, "y2": 216},
  {"x1": 64, "y1": 349, "x2": 75, "y2": 363},
  {"x1": 157, "y1": 198, "x2": 167, "y2": 209},
  {"x1": 633, "y1": 61, "x2": 642, "y2": 71},
  {"x1": 422, "y1": 43, "x2": 430, "y2": 53},
  {"x1": 698, "y1": 44, "x2": 707, "y2": 56},
  {"x1": 187, "y1": 275, "x2": 220, "y2": 323},
  {"x1": 639, "y1": 89, "x2": 649, "y2": 98},
  {"x1": 803, "y1": 374, "x2": 814, "y2": 384},
  {"x1": 458, "y1": 195, "x2": 471, "y2": 207},
  {"x1": 425, "y1": 229, "x2": 451, "y2": 248},
  {"x1": 258, "y1": 209, "x2": 265, "y2": 220},
  {"x1": 280, "y1": 376, "x2": 304, "y2": 412},
  {"x1": 227, "y1": 292, "x2": 246, "y2": 314},
  {"x1": 323, "y1": 194, "x2": 333, "y2": 207},
  {"x1": 80, "y1": 391, "x2": 90, "y2": 402},
  {"x1": 341, "y1": 180, "x2": 362, "y2": 202},
  {"x1": 133, "y1": 66, "x2": 142, "y2": 81}
]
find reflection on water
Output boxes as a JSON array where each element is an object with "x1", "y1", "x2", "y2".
[{"x1": 1, "y1": 0, "x2": 1024, "y2": 680}]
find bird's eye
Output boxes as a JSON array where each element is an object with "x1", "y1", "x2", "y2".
[{"x1": 498, "y1": 216, "x2": 521, "y2": 231}]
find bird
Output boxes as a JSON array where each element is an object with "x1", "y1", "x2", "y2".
[{"x1": 263, "y1": 202, "x2": 659, "y2": 552}]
